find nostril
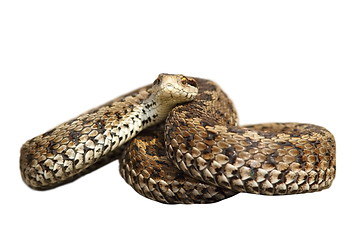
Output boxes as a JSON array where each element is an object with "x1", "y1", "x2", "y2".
[{"x1": 153, "y1": 78, "x2": 161, "y2": 85}]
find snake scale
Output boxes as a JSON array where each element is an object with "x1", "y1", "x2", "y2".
[{"x1": 20, "y1": 74, "x2": 336, "y2": 204}]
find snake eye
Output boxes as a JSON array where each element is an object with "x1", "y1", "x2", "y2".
[{"x1": 181, "y1": 77, "x2": 197, "y2": 88}]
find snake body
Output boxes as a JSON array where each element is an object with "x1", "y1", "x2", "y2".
[
  {"x1": 20, "y1": 74, "x2": 198, "y2": 189},
  {"x1": 20, "y1": 74, "x2": 336, "y2": 203},
  {"x1": 165, "y1": 79, "x2": 336, "y2": 196}
]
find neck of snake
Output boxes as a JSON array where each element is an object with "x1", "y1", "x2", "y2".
[{"x1": 106, "y1": 95, "x2": 174, "y2": 152}]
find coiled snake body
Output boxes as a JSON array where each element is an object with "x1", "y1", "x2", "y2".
[{"x1": 20, "y1": 74, "x2": 336, "y2": 204}]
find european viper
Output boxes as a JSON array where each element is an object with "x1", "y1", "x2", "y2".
[{"x1": 20, "y1": 74, "x2": 336, "y2": 204}]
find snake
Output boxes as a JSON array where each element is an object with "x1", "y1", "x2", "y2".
[{"x1": 20, "y1": 74, "x2": 336, "y2": 204}]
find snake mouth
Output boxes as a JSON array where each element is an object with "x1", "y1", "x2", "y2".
[
  {"x1": 160, "y1": 83, "x2": 197, "y2": 102},
  {"x1": 170, "y1": 84, "x2": 198, "y2": 100}
]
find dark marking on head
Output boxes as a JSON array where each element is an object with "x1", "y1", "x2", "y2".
[{"x1": 180, "y1": 76, "x2": 198, "y2": 88}]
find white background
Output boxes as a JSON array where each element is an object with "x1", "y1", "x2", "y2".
[{"x1": 1, "y1": 1, "x2": 359, "y2": 239}]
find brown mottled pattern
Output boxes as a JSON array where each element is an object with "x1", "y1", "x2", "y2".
[
  {"x1": 20, "y1": 74, "x2": 199, "y2": 189},
  {"x1": 119, "y1": 79, "x2": 240, "y2": 203},
  {"x1": 165, "y1": 79, "x2": 336, "y2": 196},
  {"x1": 119, "y1": 124, "x2": 238, "y2": 204},
  {"x1": 20, "y1": 75, "x2": 336, "y2": 204},
  {"x1": 20, "y1": 85, "x2": 152, "y2": 189}
]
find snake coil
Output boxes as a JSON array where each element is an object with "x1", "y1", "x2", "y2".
[{"x1": 20, "y1": 74, "x2": 336, "y2": 204}]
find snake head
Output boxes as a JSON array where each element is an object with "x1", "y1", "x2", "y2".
[{"x1": 151, "y1": 73, "x2": 198, "y2": 105}]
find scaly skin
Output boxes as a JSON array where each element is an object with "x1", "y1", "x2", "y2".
[
  {"x1": 20, "y1": 74, "x2": 198, "y2": 189},
  {"x1": 165, "y1": 79, "x2": 336, "y2": 196},
  {"x1": 20, "y1": 75, "x2": 336, "y2": 204}
]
